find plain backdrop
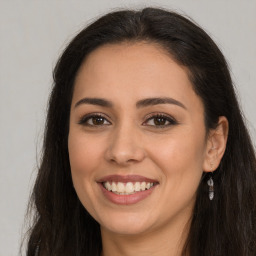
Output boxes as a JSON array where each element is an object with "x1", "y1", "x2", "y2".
[{"x1": 0, "y1": 1, "x2": 255, "y2": 255}]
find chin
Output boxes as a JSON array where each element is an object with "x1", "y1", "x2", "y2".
[
  {"x1": 101, "y1": 222, "x2": 151, "y2": 236},
  {"x1": 98, "y1": 211, "x2": 155, "y2": 236}
]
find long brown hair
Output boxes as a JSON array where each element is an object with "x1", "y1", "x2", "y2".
[{"x1": 25, "y1": 7, "x2": 256, "y2": 256}]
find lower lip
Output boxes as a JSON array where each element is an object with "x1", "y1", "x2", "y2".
[{"x1": 99, "y1": 183, "x2": 157, "y2": 205}]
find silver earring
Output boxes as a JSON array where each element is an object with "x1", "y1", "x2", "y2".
[
  {"x1": 207, "y1": 163, "x2": 214, "y2": 200},
  {"x1": 207, "y1": 175, "x2": 214, "y2": 200}
]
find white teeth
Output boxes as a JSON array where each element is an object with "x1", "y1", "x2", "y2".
[
  {"x1": 103, "y1": 181, "x2": 155, "y2": 194},
  {"x1": 125, "y1": 182, "x2": 134, "y2": 193},
  {"x1": 105, "y1": 182, "x2": 111, "y2": 191},
  {"x1": 134, "y1": 182, "x2": 141, "y2": 191},
  {"x1": 112, "y1": 182, "x2": 117, "y2": 192},
  {"x1": 117, "y1": 182, "x2": 125, "y2": 193},
  {"x1": 141, "y1": 181, "x2": 146, "y2": 190}
]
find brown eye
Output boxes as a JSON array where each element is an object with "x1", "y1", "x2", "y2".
[
  {"x1": 92, "y1": 116, "x2": 105, "y2": 125},
  {"x1": 78, "y1": 114, "x2": 111, "y2": 126},
  {"x1": 144, "y1": 114, "x2": 177, "y2": 128},
  {"x1": 153, "y1": 117, "x2": 168, "y2": 126}
]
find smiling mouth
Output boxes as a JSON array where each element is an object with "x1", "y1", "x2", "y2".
[
  {"x1": 98, "y1": 175, "x2": 159, "y2": 195},
  {"x1": 98, "y1": 175, "x2": 159, "y2": 205},
  {"x1": 102, "y1": 181, "x2": 157, "y2": 195}
]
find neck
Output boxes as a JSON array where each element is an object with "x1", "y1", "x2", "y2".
[{"x1": 100, "y1": 214, "x2": 191, "y2": 256}]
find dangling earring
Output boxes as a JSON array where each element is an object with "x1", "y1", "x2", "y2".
[
  {"x1": 207, "y1": 163, "x2": 214, "y2": 200},
  {"x1": 207, "y1": 175, "x2": 214, "y2": 200}
]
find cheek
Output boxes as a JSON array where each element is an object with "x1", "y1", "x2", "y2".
[
  {"x1": 149, "y1": 130, "x2": 205, "y2": 164},
  {"x1": 146, "y1": 134, "x2": 206, "y2": 219},
  {"x1": 68, "y1": 132, "x2": 106, "y2": 217},
  {"x1": 68, "y1": 132, "x2": 104, "y2": 177},
  {"x1": 146, "y1": 129, "x2": 206, "y2": 191}
]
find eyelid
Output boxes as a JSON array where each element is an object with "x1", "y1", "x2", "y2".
[
  {"x1": 78, "y1": 112, "x2": 112, "y2": 126},
  {"x1": 142, "y1": 112, "x2": 178, "y2": 127},
  {"x1": 77, "y1": 112, "x2": 178, "y2": 127}
]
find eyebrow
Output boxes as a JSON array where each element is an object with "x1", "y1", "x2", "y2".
[
  {"x1": 74, "y1": 97, "x2": 186, "y2": 110},
  {"x1": 136, "y1": 97, "x2": 187, "y2": 109},
  {"x1": 74, "y1": 98, "x2": 113, "y2": 108}
]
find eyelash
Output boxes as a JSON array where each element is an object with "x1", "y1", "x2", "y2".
[
  {"x1": 78, "y1": 113, "x2": 110, "y2": 126},
  {"x1": 78, "y1": 113, "x2": 178, "y2": 128},
  {"x1": 143, "y1": 113, "x2": 178, "y2": 128}
]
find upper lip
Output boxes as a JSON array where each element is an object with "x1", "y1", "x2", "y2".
[{"x1": 97, "y1": 175, "x2": 158, "y2": 183}]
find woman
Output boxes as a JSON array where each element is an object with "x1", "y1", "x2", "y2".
[{"x1": 26, "y1": 7, "x2": 256, "y2": 256}]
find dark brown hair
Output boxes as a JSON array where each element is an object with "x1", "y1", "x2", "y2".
[{"x1": 25, "y1": 7, "x2": 256, "y2": 256}]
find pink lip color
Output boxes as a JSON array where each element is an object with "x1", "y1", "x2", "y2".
[{"x1": 97, "y1": 175, "x2": 159, "y2": 205}]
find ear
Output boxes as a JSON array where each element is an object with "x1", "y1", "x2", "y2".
[{"x1": 203, "y1": 116, "x2": 229, "y2": 172}]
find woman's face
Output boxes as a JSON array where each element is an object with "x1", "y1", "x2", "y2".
[{"x1": 68, "y1": 42, "x2": 211, "y2": 236}]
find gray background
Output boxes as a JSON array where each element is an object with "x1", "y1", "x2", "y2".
[{"x1": 0, "y1": 0, "x2": 255, "y2": 255}]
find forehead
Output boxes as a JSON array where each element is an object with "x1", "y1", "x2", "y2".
[{"x1": 73, "y1": 42, "x2": 202, "y2": 111}]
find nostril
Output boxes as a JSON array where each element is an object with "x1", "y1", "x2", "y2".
[{"x1": 105, "y1": 146, "x2": 146, "y2": 165}]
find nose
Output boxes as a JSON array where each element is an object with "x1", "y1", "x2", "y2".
[{"x1": 104, "y1": 124, "x2": 146, "y2": 165}]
